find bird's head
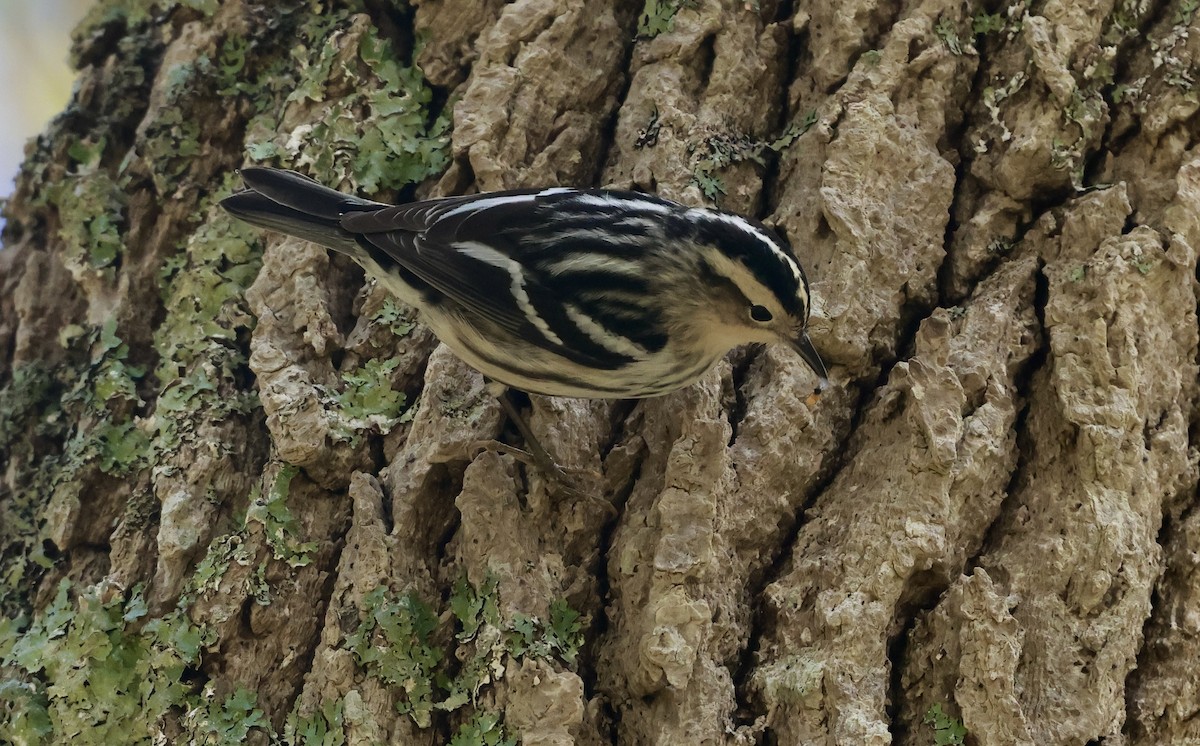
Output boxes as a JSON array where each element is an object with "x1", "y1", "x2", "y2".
[{"x1": 671, "y1": 209, "x2": 829, "y2": 386}]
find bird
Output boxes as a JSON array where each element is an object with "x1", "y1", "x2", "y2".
[{"x1": 221, "y1": 167, "x2": 828, "y2": 489}]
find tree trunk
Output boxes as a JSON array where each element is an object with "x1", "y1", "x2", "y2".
[{"x1": 2, "y1": 0, "x2": 1198, "y2": 744}]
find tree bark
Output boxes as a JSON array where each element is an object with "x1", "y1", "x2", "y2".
[{"x1": 1, "y1": 0, "x2": 1198, "y2": 744}]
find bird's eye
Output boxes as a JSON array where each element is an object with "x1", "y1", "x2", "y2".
[{"x1": 750, "y1": 305, "x2": 773, "y2": 323}]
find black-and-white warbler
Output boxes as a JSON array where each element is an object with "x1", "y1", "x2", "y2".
[{"x1": 222, "y1": 168, "x2": 828, "y2": 482}]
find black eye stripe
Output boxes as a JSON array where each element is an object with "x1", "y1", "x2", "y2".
[
  {"x1": 696, "y1": 257, "x2": 752, "y2": 306},
  {"x1": 689, "y1": 215, "x2": 807, "y2": 318}
]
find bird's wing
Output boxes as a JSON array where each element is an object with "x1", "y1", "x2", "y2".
[
  {"x1": 342, "y1": 189, "x2": 638, "y2": 370},
  {"x1": 341, "y1": 189, "x2": 548, "y2": 234}
]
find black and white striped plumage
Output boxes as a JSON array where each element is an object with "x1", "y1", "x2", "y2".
[{"x1": 221, "y1": 167, "x2": 828, "y2": 399}]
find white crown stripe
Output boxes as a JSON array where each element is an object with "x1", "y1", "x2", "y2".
[{"x1": 694, "y1": 210, "x2": 803, "y2": 285}]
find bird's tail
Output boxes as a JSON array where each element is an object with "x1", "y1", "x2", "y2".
[{"x1": 220, "y1": 167, "x2": 384, "y2": 254}]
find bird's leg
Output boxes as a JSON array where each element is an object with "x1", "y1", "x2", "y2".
[
  {"x1": 493, "y1": 388, "x2": 579, "y2": 488},
  {"x1": 471, "y1": 383, "x2": 606, "y2": 508}
]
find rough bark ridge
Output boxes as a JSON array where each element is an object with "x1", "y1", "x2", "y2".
[{"x1": 1, "y1": 0, "x2": 1198, "y2": 744}]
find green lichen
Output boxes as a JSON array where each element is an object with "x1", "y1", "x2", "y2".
[
  {"x1": 1163, "y1": 64, "x2": 1196, "y2": 91},
  {"x1": 505, "y1": 599, "x2": 583, "y2": 666},
  {"x1": 152, "y1": 184, "x2": 263, "y2": 457},
  {"x1": 0, "y1": 364, "x2": 63, "y2": 614},
  {"x1": 1179, "y1": 0, "x2": 1200, "y2": 24},
  {"x1": 439, "y1": 578, "x2": 503, "y2": 713},
  {"x1": 972, "y1": 11, "x2": 1007, "y2": 35},
  {"x1": 1052, "y1": 87, "x2": 1106, "y2": 188},
  {"x1": 752, "y1": 655, "x2": 823, "y2": 706},
  {"x1": 923, "y1": 703, "x2": 967, "y2": 746},
  {"x1": 282, "y1": 697, "x2": 346, "y2": 746},
  {"x1": 371, "y1": 298, "x2": 417, "y2": 338},
  {"x1": 934, "y1": 16, "x2": 964, "y2": 55},
  {"x1": 692, "y1": 169, "x2": 727, "y2": 201},
  {"x1": 77, "y1": 32, "x2": 202, "y2": 193},
  {"x1": 92, "y1": 10, "x2": 290, "y2": 195},
  {"x1": 352, "y1": 32, "x2": 452, "y2": 191},
  {"x1": 0, "y1": 320, "x2": 157, "y2": 614},
  {"x1": 212, "y1": 14, "x2": 307, "y2": 157},
  {"x1": 637, "y1": 0, "x2": 697, "y2": 38},
  {"x1": 0, "y1": 580, "x2": 236, "y2": 745},
  {"x1": 180, "y1": 467, "x2": 310, "y2": 616},
  {"x1": 976, "y1": 72, "x2": 1028, "y2": 154},
  {"x1": 449, "y1": 575, "x2": 501, "y2": 643},
  {"x1": 0, "y1": 366, "x2": 53, "y2": 453},
  {"x1": 345, "y1": 577, "x2": 583, "y2": 736},
  {"x1": 74, "y1": 0, "x2": 217, "y2": 35},
  {"x1": 183, "y1": 532, "x2": 255, "y2": 606},
  {"x1": 251, "y1": 15, "x2": 451, "y2": 194},
  {"x1": 142, "y1": 105, "x2": 203, "y2": 192},
  {"x1": 1104, "y1": 0, "x2": 1146, "y2": 43},
  {"x1": 246, "y1": 465, "x2": 319, "y2": 569},
  {"x1": 330, "y1": 357, "x2": 414, "y2": 445},
  {"x1": 1088, "y1": 57, "x2": 1116, "y2": 87},
  {"x1": 769, "y1": 110, "x2": 819, "y2": 152},
  {"x1": 94, "y1": 419, "x2": 153, "y2": 475},
  {"x1": 215, "y1": 35, "x2": 251, "y2": 96},
  {"x1": 182, "y1": 686, "x2": 268, "y2": 745},
  {"x1": 46, "y1": 168, "x2": 127, "y2": 272},
  {"x1": 546, "y1": 600, "x2": 584, "y2": 664},
  {"x1": 689, "y1": 131, "x2": 764, "y2": 200},
  {"x1": 152, "y1": 190, "x2": 261, "y2": 373},
  {"x1": 344, "y1": 586, "x2": 443, "y2": 728},
  {"x1": 449, "y1": 712, "x2": 516, "y2": 746},
  {"x1": 52, "y1": 320, "x2": 152, "y2": 477},
  {"x1": 690, "y1": 112, "x2": 816, "y2": 202},
  {"x1": 1133, "y1": 258, "x2": 1156, "y2": 274}
]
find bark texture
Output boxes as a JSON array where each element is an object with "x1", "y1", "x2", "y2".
[{"x1": 1, "y1": 0, "x2": 1199, "y2": 744}]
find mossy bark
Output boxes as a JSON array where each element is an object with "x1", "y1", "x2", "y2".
[{"x1": 1, "y1": 0, "x2": 1199, "y2": 744}]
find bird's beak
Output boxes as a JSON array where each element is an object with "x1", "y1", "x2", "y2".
[{"x1": 790, "y1": 332, "x2": 829, "y2": 390}]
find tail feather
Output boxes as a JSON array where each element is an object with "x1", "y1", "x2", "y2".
[{"x1": 220, "y1": 167, "x2": 385, "y2": 254}]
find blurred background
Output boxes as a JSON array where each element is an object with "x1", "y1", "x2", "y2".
[{"x1": 1, "y1": 0, "x2": 92, "y2": 201}]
